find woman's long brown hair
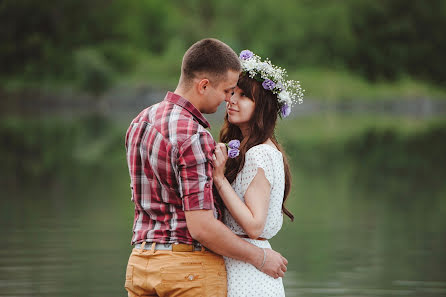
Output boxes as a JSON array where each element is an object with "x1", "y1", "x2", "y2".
[{"x1": 219, "y1": 74, "x2": 294, "y2": 221}]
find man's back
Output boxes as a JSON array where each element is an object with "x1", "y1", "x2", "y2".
[{"x1": 125, "y1": 92, "x2": 217, "y2": 245}]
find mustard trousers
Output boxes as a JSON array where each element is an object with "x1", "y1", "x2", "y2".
[{"x1": 125, "y1": 244, "x2": 227, "y2": 297}]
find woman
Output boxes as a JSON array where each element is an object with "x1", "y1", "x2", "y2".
[{"x1": 212, "y1": 50, "x2": 303, "y2": 296}]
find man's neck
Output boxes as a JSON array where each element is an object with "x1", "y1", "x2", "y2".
[{"x1": 174, "y1": 86, "x2": 202, "y2": 112}]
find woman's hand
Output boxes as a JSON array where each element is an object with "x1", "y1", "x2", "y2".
[{"x1": 212, "y1": 143, "x2": 228, "y2": 185}]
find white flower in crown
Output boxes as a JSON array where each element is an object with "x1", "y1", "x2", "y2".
[
  {"x1": 243, "y1": 58, "x2": 258, "y2": 72},
  {"x1": 278, "y1": 90, "x2": 291, "y2": 105},
  {"x1": 239, "y1": 50, "x2": 304, "y2": 118}
]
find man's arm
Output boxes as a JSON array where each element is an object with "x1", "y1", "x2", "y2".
[{"x1": 185, "y1": 209, "x2": 287, "y2": 279}]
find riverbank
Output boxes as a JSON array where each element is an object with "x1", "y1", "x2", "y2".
[{"x1": 1, "y1": 79, "x2": 446, "y2": 120}]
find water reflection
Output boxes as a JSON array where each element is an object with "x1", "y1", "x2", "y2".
[{"x1": 0, "y1": 115, "x2": 445, "y2": 297}]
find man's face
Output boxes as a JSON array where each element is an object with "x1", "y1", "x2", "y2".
[{"x1": 202, "y1": 70, "x2": 239, "y2": 114}]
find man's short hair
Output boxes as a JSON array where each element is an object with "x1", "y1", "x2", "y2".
[{"x1": 181, "y1": 38, "x2": 241, "y2": 87}]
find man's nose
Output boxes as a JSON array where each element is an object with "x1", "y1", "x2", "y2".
[{"x1": 226, "y1": 94, "x2": 235, "y2": 104}]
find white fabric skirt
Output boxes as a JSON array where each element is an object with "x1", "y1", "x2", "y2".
[{"x1": 223, "y1": 238, "x2": 285, "y2": 297}]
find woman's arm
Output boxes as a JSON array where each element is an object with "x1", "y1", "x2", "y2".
[{"x1": 213, "y1": 143, "x2": 271, "y2": 239}]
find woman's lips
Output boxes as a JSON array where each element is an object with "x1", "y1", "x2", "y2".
[{"x1": 227, "y1": 108, "x2": 238, "y2": 113}]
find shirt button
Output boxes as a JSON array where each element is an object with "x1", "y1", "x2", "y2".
[{"x1": 205, "y1": 183, "x2": 210, "y2": 188}]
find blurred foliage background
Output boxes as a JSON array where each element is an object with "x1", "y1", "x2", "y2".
[{"x1": 1, "y1": 0, "x2": 446, "y2": 98}]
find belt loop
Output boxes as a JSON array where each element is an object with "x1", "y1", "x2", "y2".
[
  {"x1": 137, "y1": 241, "x2": 146, "y2": 254},
  {"x1": 151, "y1": 242, "x2": 156, "y2": 254},
  {"x1": 201, "y1": 246, "x2": 205, "y2": 253}
]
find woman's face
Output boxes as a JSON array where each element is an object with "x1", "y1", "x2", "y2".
[{"x1": 226, "y1": 86, "x2": 255, "y2": 128}]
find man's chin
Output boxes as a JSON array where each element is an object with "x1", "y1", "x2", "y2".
[{"x1": 202, "y1": 106, "x2": 219, "y2": 114}]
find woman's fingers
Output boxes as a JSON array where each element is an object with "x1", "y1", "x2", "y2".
[
  {"x1": 213, "y1": 147, "x2": 224, "y2": 167},
  {"x1": 214, "y1": 144, "x2": 226, "y2": 161},
  {"x1": 218, "y1": 143, "x2": 228, "y2": 157}
]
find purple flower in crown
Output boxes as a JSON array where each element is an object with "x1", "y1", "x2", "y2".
[
  {"x1": 281, "y1": 104, "x2": 291, "y2": 118},
  {"x1": 228, "y1": 148, "x2": 240, "y2": 158},
  {"x1": 226, "y1": 139, "x2": 240, "y2": 158},
  {"x1": 240, "y1": 50, "x2": 254, "y2": 60},
  {"x1": 262, "y1": 79, "x2": 276, "y2": 91},
  {"x1": 276, "y1": 81, "x2": 283, "y2": 91}
]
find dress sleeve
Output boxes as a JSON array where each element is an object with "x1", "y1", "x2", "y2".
[{"x1": 245, "y1": 146, "x2": 275, "y2": 188}]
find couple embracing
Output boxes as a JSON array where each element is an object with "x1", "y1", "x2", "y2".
[{"x1": 124, "y1": 38, "x2": 303, "y2": 297}]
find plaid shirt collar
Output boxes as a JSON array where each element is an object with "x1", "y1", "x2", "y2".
[{"x1": 164, "y1": 92, "x2": 211, "y2": 129}]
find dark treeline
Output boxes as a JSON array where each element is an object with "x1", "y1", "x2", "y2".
[
  {"x1": 0, "y1": 115, "x2": 123, "y2": 185},
  {"x1": 1, "y1": 0, "x2": 445, "y2": 88},
  {"x1": 1, "y1": 116, "x2": 445, "y2": 202},
  {"x1": 283, "y1": 122, "x2": 446, "y2": 203}
]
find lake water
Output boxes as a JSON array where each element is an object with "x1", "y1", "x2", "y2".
[{"x1": 0, "y1": 113, "x2": 445, "y2": 297}]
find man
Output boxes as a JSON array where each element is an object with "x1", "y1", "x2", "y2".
[{"x1": 124, "y1": 38, "x2": 287, "y2": 297}]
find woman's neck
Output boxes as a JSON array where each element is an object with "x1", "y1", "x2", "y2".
[
  {"x1": 240, "y1": 125, "x2": 250, "y2": 139},
  {"x1": 263, "y1": 138, "x2": 278, "y2": 149}
]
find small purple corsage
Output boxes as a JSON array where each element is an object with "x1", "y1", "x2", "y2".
[{"x1": 226, "y1": 139, "x2": 240, "y2": 158}]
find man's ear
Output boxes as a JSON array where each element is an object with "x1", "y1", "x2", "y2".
[{"x1": 197, "y1": 78, "x2": 210, "y2": 95}]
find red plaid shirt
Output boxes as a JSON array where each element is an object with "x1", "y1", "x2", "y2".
[{"x1": 125, "y1": 92, "x2": 221, "y2": 245}]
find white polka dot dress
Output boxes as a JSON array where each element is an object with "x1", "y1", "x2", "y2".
[{"x1": 223, "y1": 144, "x2": 285, "y2": 297}]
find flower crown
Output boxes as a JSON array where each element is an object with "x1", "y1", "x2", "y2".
[{"x1": 239, "y1": 50, "x2": 304, "y2": 117}]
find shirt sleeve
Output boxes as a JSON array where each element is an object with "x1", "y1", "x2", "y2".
[{"x1": 177, "y1": 131, "x2": 215, "y2": 211}]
